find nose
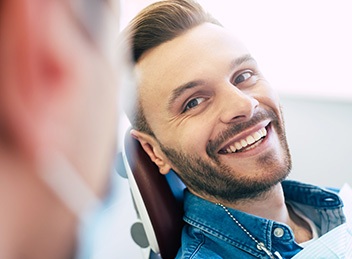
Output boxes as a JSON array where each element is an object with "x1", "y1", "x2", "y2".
[{"x1": 218, "y1": 85, "x2": 259, "y2": 124}]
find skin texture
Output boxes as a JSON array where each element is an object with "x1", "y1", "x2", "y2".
[
  {"x1": 133, "y1": 23, "x2": 291, "y2": 204},
  {"x1": 0, "y1": 0, "x2": 120, "y2": 258},
  {"x1": 132, "y1": 21, "x2": 315, "y2": 243}
]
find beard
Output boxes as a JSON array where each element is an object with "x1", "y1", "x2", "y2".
[{"x1": 157, "y1": 108, "x2": 292, "y2": 203}]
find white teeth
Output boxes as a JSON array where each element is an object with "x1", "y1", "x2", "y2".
[
  {"x1": 235, "y1": 142, "x2": 242, "y2": 150},
  {"x1": 223, "y1": 127, "x2": 267, "y2": 154},
  {"x1": 240, "y1": 139, "x2": 248, "y2": 148},
  {"x1": 253, "y1": 131, "x2": 261, "y2": 141},
  {"x1": 246, "y1": 135, "x2": 255, "y2": 145}
]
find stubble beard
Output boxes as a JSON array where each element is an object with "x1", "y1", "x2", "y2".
[{"x1": 158, "y1": 109, "x2": 292, "y2": 204}]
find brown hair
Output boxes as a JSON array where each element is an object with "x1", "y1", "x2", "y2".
[{"x1": 123, "y1": 0, "x2": 221, "y2": 135}]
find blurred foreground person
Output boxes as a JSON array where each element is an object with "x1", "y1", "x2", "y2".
[{"x1": 0, "y1": 0, "x2": 124, "y2": 258}]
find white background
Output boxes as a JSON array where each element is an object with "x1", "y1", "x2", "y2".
[{"x1": 121, "y1": 0, "x2": 352, "y2": 101}]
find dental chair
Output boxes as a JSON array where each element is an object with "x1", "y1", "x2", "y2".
[{"x1": 120, "y1": 129, "x2": 186, "y2": 259}]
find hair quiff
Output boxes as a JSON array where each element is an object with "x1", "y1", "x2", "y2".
[{"x1": 123, "y1": 0, "x2": 221, "y2": 135}]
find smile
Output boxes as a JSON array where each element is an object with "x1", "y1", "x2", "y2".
[{"x1": 219, "y1": 126, "x2": 267, "y2": 154}]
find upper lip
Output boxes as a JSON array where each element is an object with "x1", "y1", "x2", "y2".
[{"x1": 218, "y1": 120, "x2": 270, "y2": 153}]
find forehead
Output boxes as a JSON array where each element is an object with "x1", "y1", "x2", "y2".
[{"x1": 135, "y1": 23, "x2": 249, "y2": 120}]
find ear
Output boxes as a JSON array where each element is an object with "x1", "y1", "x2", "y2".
[{"x1": 131, "y1": 129, "x2": 172, "y2": 175}]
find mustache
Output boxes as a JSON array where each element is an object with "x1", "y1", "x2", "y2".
[{"x1": 206, "y1": 109, "x2": 279, "y2": 158}]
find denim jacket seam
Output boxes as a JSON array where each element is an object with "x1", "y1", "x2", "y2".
[
  {"x1": 184, "y1": 216, "x2": 266, "y2": 257},
  {"x1": 180, "y1": 181, "x2": 346, "y2": 258},
  {"x1": 188, "y1": 231, "x2": 205, "y2": 259}
]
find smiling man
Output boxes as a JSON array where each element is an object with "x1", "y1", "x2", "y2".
[{"x1": 124, "y1": 0, "x2": 346, "y2": 258}]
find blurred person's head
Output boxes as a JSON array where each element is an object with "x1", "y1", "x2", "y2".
[
  {"x1": 125, "y1": 0, "x2": 291, "y2": 204},
  {"x1": 0, "y1": 0, "x2": 123, "y2": 258}
]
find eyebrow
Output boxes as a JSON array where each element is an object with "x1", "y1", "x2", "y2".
[
  {"x1": 167, "y1": 80, "x2": 205, "y2": 111},
  {"x1": 167, "y1": 54, "x2": 256, "y2": 110},
  {"x1": 229, "y1": 54, "x2": 256, "y2": 72}
]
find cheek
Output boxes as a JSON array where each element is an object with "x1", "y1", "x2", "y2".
[
  {"x1": 180, "y1": 120, "x2": 215, "y2": 155},
  {"x1": 159, "y1": 119, "x2": 213, "y2": 155}
]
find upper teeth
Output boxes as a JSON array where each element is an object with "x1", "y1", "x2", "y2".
[{"x1": 225, "y1": 127, "x2": 267, "y2": 154}]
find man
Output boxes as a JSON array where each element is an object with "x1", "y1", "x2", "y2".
[
  {"x1": 124, "y1": 0, "x2": 346, "y2": 258},
  {"x1": 0, "y1": 0, "x2": 124, "y2": 258}
]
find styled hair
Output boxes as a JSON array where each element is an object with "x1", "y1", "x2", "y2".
[{"x1": 123, "y1": 0, "x2": 221, "y2": 135}]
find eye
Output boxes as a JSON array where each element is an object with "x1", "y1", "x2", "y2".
[
  {"x1": 183, "y1": 97, "x2": 205, "y2": 112},
  {"x1": 234, "y1": 71, "x2": 252, "y2": 85}
]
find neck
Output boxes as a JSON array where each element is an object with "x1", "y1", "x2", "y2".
[
  {"x1": 0, "y1": 148, "x2": 77, "y2": 259},
  {"x1": 225, "y1": 183, "x2": 287, "y2": 221},
  {"x1": 216, "y1": 183, "x2": 313, "y2": 243}
]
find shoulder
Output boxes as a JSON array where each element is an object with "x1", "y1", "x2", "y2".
[{"x1": 175, "y1": 226, "x2": 223, "y2": 259}]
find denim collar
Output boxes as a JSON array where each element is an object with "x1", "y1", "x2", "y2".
[{"x1": 183, "y1": 180, "x2": 345, "y2": 257}]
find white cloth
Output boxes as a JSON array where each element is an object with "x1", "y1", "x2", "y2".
[
  {"x1": 292, "y1": 222, "x2": 352, "y2": 259},
  {"x1": 292, "y1": 183, "x2": 352, "y2": 259}
]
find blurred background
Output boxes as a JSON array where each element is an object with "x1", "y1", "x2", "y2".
[{"x1": 108, "y1": 1, "x2": 352, "y2": 258}]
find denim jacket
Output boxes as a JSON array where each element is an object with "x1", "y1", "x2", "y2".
[{"x1": 176, "y1": 180, "x2": 345, "y2": 259}]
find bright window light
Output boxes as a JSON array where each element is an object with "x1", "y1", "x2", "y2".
[{"x1": 122, "y1": 0, "x2": 352, "y2": 101}]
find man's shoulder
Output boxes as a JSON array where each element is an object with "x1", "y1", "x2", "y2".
[
  {"x1": 282, "y1": 180, "x2": 343, "y2": 209},
  {"x1": 176, "y1": 221, "x2": 261, "y2": 259},
  {"x1": 175, "y1": 226, "x2": 223, "y2": 259}
]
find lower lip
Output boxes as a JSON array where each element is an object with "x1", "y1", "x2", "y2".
[{"x1": 221, "y1": 123, "x2": 272, "y2": 158}]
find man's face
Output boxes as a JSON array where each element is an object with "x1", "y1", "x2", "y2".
[{"x1": 136, "y1": 23, "x2": 291, "y2": 203}]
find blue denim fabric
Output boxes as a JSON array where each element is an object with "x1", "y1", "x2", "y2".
[{"x1": 176, "y1": 180, "x2": 346, "y2": 259}]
